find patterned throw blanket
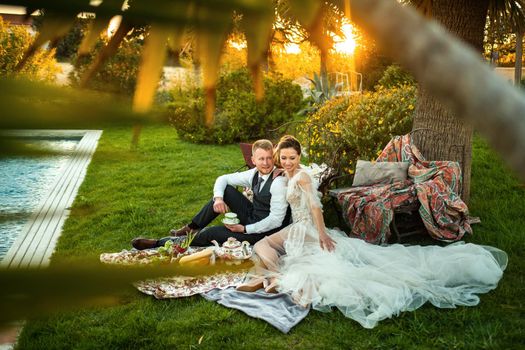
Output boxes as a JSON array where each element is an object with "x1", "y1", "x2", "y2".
[{"x1": 337, "y1": 134, "x2": 472, "y2": 244}]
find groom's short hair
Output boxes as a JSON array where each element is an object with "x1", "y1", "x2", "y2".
[{"x1": 252, "y1": 139, "x2": 273, "y2": 154}]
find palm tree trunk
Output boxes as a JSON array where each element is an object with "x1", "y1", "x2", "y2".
[
  {"x1": 411, "y1": 0, "x2": 489, "y2": 204},
  {"x1": 413, "y1": 88, "x2": 473, "y2": 200},
  {"x1": 515, "y1": 30, "x2": 524, "y2": 86}
]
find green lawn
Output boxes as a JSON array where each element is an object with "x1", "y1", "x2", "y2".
[{"x1": 17, "y1": 125, "x2": 525, "y2": 349}]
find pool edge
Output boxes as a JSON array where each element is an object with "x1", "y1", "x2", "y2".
[{"x1": 1, "y1": 130, "x2": 103, "y2": 268}]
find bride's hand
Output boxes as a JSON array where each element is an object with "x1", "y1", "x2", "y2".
[{"x1": 319, "y1": 232, "x2": 336, "y2": 252}]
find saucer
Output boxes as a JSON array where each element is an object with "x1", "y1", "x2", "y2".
[{"x1": 222, "y1": 218, "x2": 240, "y2": 225}]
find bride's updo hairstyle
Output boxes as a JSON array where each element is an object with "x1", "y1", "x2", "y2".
[{"x1": 274, "y1": 135, "x2": 301, "y2": 168}]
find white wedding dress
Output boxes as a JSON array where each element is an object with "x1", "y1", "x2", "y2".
[{"x1": 252, "y1": 169, "x2": 507, "y2": 329}]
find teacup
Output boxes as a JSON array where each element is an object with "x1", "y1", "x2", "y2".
[{"x1": 222, "y1": 212, "x2": 240, "y2": 225}]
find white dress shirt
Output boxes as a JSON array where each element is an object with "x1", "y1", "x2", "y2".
[
  {"x1": 213, "y1": 168, "x2": 288, "y2": 234},
  {"x1": 254, "y1": 173, "x2": 269, "y2": 194}
]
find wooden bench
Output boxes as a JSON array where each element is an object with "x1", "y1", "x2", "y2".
[
  {"x1": 327, "y1": 186, "x2": 426, "y2": 243},
  {"x1": 325, "y1": 129, "x2": 465, "y2": 244}
]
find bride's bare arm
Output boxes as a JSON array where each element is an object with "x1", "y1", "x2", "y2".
[{"x1": 297, "y1": 173, "x2": 336, "y2": 252}]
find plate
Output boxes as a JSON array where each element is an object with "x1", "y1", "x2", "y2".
[{"x1": 222, "y1": 218, "x2": 240, "y2": 225}]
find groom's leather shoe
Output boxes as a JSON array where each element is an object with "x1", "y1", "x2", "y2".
[
  {"x1": 131, "y1": 238, "x2": 158, "y2": 250},
  {"x1": 170, "y1": 225, "x2": 199, "y2": 237}
]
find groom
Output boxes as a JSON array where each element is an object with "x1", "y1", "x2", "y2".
[{"x1": 132, "y1": 139, "x2": 291, "y2": 249}]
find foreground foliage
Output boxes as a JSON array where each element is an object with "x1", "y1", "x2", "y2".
[{"x1": 15, "y1": 125, "x2": 524, "y2": 349}]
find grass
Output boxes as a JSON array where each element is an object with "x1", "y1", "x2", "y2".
[{"x1": 16, "y1": 125, "x2": 525, "y2": 349}]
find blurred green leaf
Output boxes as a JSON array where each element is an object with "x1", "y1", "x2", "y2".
[
  {"x1": 77, "y1": 0, "x2": 124, "y2": 56},
  {"x1": 0, "y1": 78, "x2": 159, "y2": 130},
  {"x1": 288, "y1": 0, "x2": 322, "y2": 28},
  {"x1": 1, "y1": 0, "x2": 271, "y2": 30},
  {"x1": 196, "y1": 4, "x2": 233, "y2": 126},
  {"x1": 78, "y1": 20, "x2": 133, "y2": 89},
  {"x1": 15, "y1": 14, "x2": 74, "y2": 71},
  {"x1": 0, "y1": 261, "x2": 252, "y2": 326},
  {"x1": 132, "y1": 24, "x2": 170, "y2": 113},
  {"x1": 0, "y1": 138, "x2": 75, "y2": 158},
  {"x1": 241, "y1": 0, "x2": 274, "y2": 101},
  {"x1": 3, "y1": 0, "x2": 280, "y2": 125}
]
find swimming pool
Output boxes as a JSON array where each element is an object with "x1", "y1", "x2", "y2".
[
  {"x1": 1, "y1": 130, "x2": 102, "y2": 268},
  {"x1": 0, "y1": 138, "x2": 80, "y2": 260}
]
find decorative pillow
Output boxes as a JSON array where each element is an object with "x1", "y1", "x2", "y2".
[{"x1": 352, "y1": 160, "x2": 410, "y2": 187}]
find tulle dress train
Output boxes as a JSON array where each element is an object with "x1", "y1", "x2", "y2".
[{"x1": 252, "y1": 169, "x2": 507, "y2": 329}]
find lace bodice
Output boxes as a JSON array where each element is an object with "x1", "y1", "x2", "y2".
[{"x1": 286, "y1": 169, "x2": 322, "y2": 224}]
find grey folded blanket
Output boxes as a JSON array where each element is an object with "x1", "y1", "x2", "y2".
[{"x1": 202, "y1": 287, "x2": 310, "y2": 333}]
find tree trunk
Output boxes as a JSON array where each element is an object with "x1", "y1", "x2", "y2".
[
  {"x1": 412, "y1": 0, "x2": 489, "y2": 204},
  {"x1": 265, "y1": 30, "x2": 277, "y2": 73},
  {"x1": 347, "y1": 0, "x2": 525, "y2": 181},
  {"x1": 320, "y1": 48, "x2": 329, "y2": 91},
  {"x1": 191, "y1": 41, "x2": 202, "y2": 86},
  {"x1": 515, "y1": 31, "x2": 524, "y2": 86},
  {"x1": 266, "y1": 46, "x2": 276, "y2": 72}
]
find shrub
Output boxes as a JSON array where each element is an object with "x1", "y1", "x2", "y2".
[
  {"x1": 0, "y1": 17, "x2": 60, "y2": 82},
  {"x1": 70, "y1": 35, "x2": 144, "y2": 96},
  {"x1": 168, "y1": 69, "x2": 304, "y2": 144},
  {"x1": 376, "y1": 64, "x2": 416, "y2": 89},
  {"x1": 55, "y1": 17, "x2": 90, "y2": 62},
  {"x1": 299, "y1": 85, "x2": 417, "y2": 174}
]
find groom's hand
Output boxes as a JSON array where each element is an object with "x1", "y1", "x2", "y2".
[
  {"x1": 213, "y1": 197, "x2": 229, "y2": 214},
  {"x1": 225, "y1": 224, "x2": 245, "y2": 233}
]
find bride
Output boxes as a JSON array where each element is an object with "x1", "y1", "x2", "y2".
[{"x1": 237, "y1": 135, "x2": 508, "y2": 329}]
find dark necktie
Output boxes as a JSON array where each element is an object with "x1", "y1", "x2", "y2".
[{"x1": 254, "y1": 176, "x2": 264, "y2": 195}]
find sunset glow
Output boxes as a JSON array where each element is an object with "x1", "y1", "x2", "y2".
[
  {"x1": 284, "y1": 43, "x2": 301, "y2": 54},
  {"x1": 333, "y1": 23, "x2": 357, "y2": 55},
  {"x1": 229, "y1": 40, "x2": 247, "y2": 50},
  {"x1": 227, "y1": 22, "x2": 358, "y2": 56}
]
